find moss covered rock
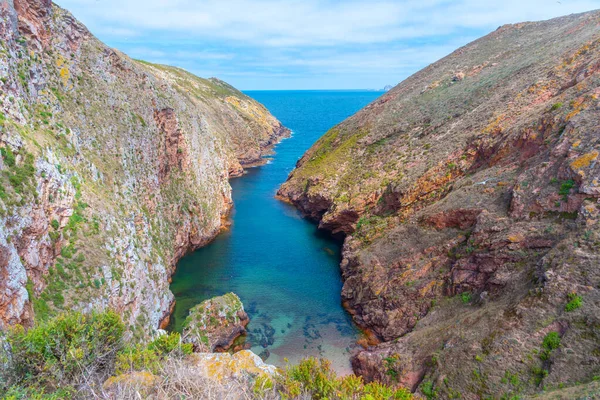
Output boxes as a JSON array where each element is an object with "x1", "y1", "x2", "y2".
[{"x1": 183, "y1": 293, "x2": 249, "y2": 352}]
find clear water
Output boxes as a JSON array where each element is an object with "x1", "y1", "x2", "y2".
[{"x1": 169, "y1": 90, "x2": 382, "y2": 373}]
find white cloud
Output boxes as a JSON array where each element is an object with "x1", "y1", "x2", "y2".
[
  {"x1": 56, "y1": 0, "x2": 600, "y2": 46},
  {"x1": 126, "y1": 47, "x2": 235, "y2": 61},
  {"x1": 53, "y1": 0, "x2": 600, "y2": 89}
]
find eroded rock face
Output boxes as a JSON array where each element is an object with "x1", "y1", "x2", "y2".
[
  {"x1": 0, "y1": 1, "x2": 288, "y2": 335},
  {"x1": 153, "y1": 108, "x2": 189, "y2": 184},
  {"x1": 183, "y1": 293, "x2": 249, "y2": 352},
  {"x1": 279, "y1": 10, "x2": 600, "y2": 397},
  {"x1": 13, "y1": 0, "x2": 52, "y2": 50}
]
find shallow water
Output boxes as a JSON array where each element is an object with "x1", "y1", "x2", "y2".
[{"x1": 169, "y1": 90, "x2": 382, "y2": 373}]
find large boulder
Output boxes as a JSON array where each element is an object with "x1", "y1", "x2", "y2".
[{"x1": 183, "y1": 293, "x2": 249, "y2": 352}]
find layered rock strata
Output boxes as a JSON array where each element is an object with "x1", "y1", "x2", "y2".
[
  {"x1": 0, "y1": 0, "x2": 288, "y2": 338},
  {"x1": 279, "y1": 10, "x2": 600, "y2": 397}
]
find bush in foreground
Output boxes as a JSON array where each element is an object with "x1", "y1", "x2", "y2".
[
  {"x1": 273, "y1": 358, "x2": 412, "y2": 399},
  {"x1": 0, "y1": 311, "x2": 413, "y2": 399},
  {"x1": 1, "y1": 311, "x2": 124, "y2": 396}
]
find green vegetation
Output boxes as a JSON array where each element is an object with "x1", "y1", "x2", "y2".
[
  {"x1": 421, "y1": 380, "x2": 437, "y2": 399},
  {"x1": 355, "y1": 215, "x2": 389, "y2": 244},
  {"x1": 0, "y1": 311, "x2": 124, "y2": 395},
  {"x1": 0, "y1": 311, "x2": 192, "y2": 398},
  {"x1": 1, "y1": 148, "x2": 35, "y2": 193},
  {"x1": 276, "y1": 357, "x2": 413, "y2": 399},
  {"x1": 551, "y1": 102, "x2": 563, "y2": 111},
  {"x1": 559, "y1": 179, "x2": 575, "y2": 201},
  {"x1": 540, "y1": 331, "x2": 561, "y2": 362},
  {"x1": 115, "y1": 331, "x2": 192, "y2": 375},
  {"x1": 565, "y1": 293, "x2": 582, "y2": 312},
  {"x1": 501, "y1": 370, "x2": 521, "y2": 388},
  {"x1": 1, "y1": 146, "x2": 16, "y2": 167},
  {"x1": 0, "y1": 311, "x2": 412, "y2": 399},
  {"x1": 460, "y1": 292, "x2": 473, "y2": 304},
  {"x1": 542, "y1": 332, "x2": 561, "y2": 351},
  {"x1": 383, "y1": 355, "x2": 401, "y2": 381}
]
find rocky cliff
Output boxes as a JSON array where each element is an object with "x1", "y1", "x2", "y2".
[
  {"x1": 0, "y1": 0, "x2": 287, "y2": 338},
  {"x1": 279, "y1": 10, "x2": 600, "y2": 397}
]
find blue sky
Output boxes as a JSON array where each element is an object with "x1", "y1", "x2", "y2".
[{"x1": 55, "y1": 0, "x2": 600, "y2": 90}]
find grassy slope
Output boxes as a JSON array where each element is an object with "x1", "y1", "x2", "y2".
[{"x1": 279, "y1": 10, "x2": 600, "y2": 398}]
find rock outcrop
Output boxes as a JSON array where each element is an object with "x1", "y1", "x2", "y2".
[
  {"x1": 0, "y1": 0, "x2": 288, "y2": 336},
  {"x1": 187, "y1": 350, "x2": 278, "y2": 382},
  {"x1": 279, "y1": 10, "x2": 600, "y2": 398},
  {"x1": 182, "y1": 293, "x2": 249, "y2": 352}
]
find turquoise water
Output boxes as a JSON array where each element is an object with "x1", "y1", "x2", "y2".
[{"x1": 169, "y1": 90, "x2": 381, "y2": 372}]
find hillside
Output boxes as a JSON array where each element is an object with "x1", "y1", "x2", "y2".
[
  {"x1": 0, "y1": 0, "x2": 288, "y2": 338},
  {"x1": 279, "y1": 10, "x2": 600, "y2": 397}
]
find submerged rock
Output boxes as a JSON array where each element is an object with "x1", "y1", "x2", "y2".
[
  {"x1": 183, "y1": 293, "x2": 249, "y2": 352},
  {"x1": 258, "y1": 349, "x2": 270, "y2": 361}
]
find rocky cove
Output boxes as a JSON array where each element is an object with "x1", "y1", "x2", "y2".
[
  {"x1": 169, "y1": 90, "x2": 381, "y2": 373},
  {"x1": 1, "y1": 1, "x2": 600, "y2": 398}
]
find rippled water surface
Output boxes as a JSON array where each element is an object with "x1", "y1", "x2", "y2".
[{"x1": 169, "y1": 90, "x2": 381, "y2": 372}]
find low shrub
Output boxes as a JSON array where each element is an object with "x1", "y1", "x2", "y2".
[
  {"x1": 559, "y1": 179, "x2": 575, "y2": 201},
  {"x1": 565, "y1": 293, "x2": 582, "y2": 312},
  {"x1": 115, "y1": 332, "x2": 192, "y2": 375},
  {"x1": 276, "y1": 357, "x2": 413, "y2": 399},
  {"x1": 543, "y1": 332, "x2": 561, "y2": 351},
  {"x1": 1, "y1": 312, "x2": 412, "y2": 399},
  {"x1": 1, "y1": 311, "x2": 124, "y2": 395},
  {"x1": 540, "y1": 331, "x2": 561, "y2": 361},
  {"x1": 460, "y1": 292, "x2": 472, "y2": 304}
]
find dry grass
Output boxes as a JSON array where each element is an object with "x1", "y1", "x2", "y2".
[{"x1": 101, "y1": 357, "x2": 305, "y2": 400}]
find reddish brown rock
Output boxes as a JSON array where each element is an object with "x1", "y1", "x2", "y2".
[
  {"x1": 279, "y1": 10, "x2": 600, "y2": 397},
  {"x1": 154, "y1": 108, "x2": 189, "y2": 184},
  {"x1": 13, "y1": 0, "x2": 52, "y2": 50},
  {"x1": 424, "y1": 208, "x2": 482, "y2": 230}
]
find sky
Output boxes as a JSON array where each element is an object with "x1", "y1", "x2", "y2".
[{"x1": 55, "y1": 0, "x2": 600, "y2": 90}]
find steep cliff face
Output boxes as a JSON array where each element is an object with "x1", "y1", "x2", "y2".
[
  {"x1": 279, "y1": 10, "x2": 600, "y2": 397},
  {"x1": 0, "y1": 0, "x2": 287, "y2": 338}
]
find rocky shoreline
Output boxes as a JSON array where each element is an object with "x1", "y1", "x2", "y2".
[
  {"x1": 278, "y1": 10, "x2": 600, "y2": 397},
  {"x1": 0, "y1": 0, "x2": 289, "y2": 338}
]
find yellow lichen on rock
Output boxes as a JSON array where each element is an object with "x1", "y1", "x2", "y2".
[
  {"x1": 55, "y1": 55, "x2": 69, "y2": 87},
  {"x1": 571, "y1": 150, "x2": 599, "y2": 170},
  {"x1": 508, "y1": 233, "x2": 525, "y2": 243},
  {"x1": 188, "y1": 350, "x2": 278, "y2": 383}
]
